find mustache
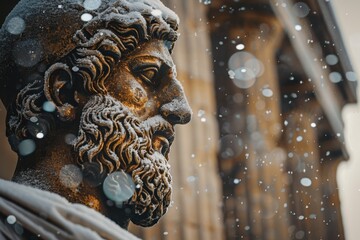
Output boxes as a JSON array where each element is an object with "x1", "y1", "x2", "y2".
[{"x1": 139, "y1": 115, "x2": 174, "y2": 139}]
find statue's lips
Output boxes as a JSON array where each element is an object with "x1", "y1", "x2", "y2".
[{"x1": 152, "y1": 130, "x2": 174, "y2": 159}]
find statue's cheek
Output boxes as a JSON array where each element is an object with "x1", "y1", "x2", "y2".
[
  {"x1": 129, "y1": 82, "x2": 148, "y2": 108},
  {"x1": 133, "y1": 86, "x2": 148, "y2": 106}
]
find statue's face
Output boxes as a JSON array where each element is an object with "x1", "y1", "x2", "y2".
[
  {"x1": 73, "y1": 39, "x2": 191, "y2": 226},
  {"x1": 107, "y1": 39, "x2": 190, "y2": 124}
]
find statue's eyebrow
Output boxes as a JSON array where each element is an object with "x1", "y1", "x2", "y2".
[{"x1": 130, "y1": 55, "x2": 174, "y2": 69}]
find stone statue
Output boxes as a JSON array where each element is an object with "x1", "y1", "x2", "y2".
[{"x1": 0, "y1": 0, "x2": 191, "y2": 239}]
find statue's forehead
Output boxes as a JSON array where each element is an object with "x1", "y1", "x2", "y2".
[{"x1": 130, "y1": 40, "x2": 174, "y2": 67}]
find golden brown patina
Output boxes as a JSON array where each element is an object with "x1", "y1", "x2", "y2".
[{"x1": 0, "y1": 0, "x2": 191, "y2": 230}]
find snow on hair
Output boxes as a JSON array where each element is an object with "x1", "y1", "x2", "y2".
[{"x1": 7, "y1": 0, "x2": 179, "y2": 153}]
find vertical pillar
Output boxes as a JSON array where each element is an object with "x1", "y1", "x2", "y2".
[
  {"x1": 284, "y1": 109, "x2": 327, "y2": 239},
  {"x1": 209, "y1": 10, "x2": 290, "y2": 239},
  {"x1": 237, "y1": 15, "x2": 288, "y2": 240},
  {"x1": 283, "y1": 106, "x2": 346, "y2": 240}
]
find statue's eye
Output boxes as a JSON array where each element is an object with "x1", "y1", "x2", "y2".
[{"x1": 136, "y1": 66, "x2": 159, "y2": 86}]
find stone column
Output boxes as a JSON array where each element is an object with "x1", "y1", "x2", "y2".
[
  {"x1": 283, "y1": 106, "x2": 346, "y2": 240},
  {"x1": 236, "y1": 14, "x2": 290, "y2": 240},
  {"x1": 284, "y1": 108, "x2": 327, "y2": 239},
  {"x1": 209, "y1": 9, "x2": 290, "y2": 239},
  {"x1": 129, "y1": 1, "x2": 224, "y2": 239}
]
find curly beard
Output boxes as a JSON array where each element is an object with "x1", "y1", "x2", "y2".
[{"x1": 73, "y1": 94, "x2": 172, "y2": 226}]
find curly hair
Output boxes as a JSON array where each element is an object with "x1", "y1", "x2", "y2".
[{"x1": 6, "y1": 0, "x2": 179, "y2": 154}]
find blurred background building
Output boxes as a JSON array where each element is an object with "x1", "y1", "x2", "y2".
[{"x1": 1, "y1": 0, "x2": 359, "y2": 239}]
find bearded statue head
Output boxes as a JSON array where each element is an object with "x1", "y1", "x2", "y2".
[{"x1": 0, "y1": 0, "x2": 191, "y2": 228}]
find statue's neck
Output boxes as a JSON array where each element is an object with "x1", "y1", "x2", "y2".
[{"x1": 12, "y1": 131, "x2": 130, "y2": 229}]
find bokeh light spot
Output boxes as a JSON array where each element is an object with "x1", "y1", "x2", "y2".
[
  {"x1": 18, "y1": 139, "x2": 36, "y2": 156},
  {"x1": 59, "y1": 164, "x2": 83, "y2": 188},
  {"x1": 262, "y1": 88, "x2": 274, "y2": 97},
  {"x1": 296, "y1": 136, "x2": 303, "y2": 142},
  {"x1": 329, "y1": 71, "x2": 342, "y2": 83},
  {"x1": 64, "y1": 133, "x2": 77, "y2": 145},
  {"x1": 293, "y1": 2, "x2": 310, "y2": 18},
  {"x1": 81, "y1": 13, "x2": 93, "y2": 22},
  {"x1": 83, "y1": 0, "x2": 102, "y2": 10},
  {"x1": 325, "y1": 54, "x2": 338, "y2": 65},
  {"x1": 36, "y1": 132, "x2": 44, "y2": 139},
  {"x1": 295, "y1": 25, "x2": 302, "y2": 31},
  {"x1": 6, "y1": 17, "x2": 26, "y2": 35},
  {"x1": 6, "y1": 215, "x2": 16, "y2": 225},
  {"x1": 236, "y1": 44, "x2": 245, "y2": 50},
  {"x1": 295, "y1": 230, "x2": 305, "y2": 239},
  {"x1": 43, "y1": 101, "x2": 56, "y2": 112},
  {"x1": 300, "y1": 177, "x2": 312, "y2": 187},
  {"x1": 346, "y1": 71, "x2": 357, "y2": 81},
  {"x1": 103, "y1": 171, "x2": 135, "y2": 203},
  {"x1": 228, "y1": 51, "x2": 264, "y2": 89}
]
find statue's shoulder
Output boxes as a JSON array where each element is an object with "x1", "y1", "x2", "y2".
[{"x1": 0, "y1": 179, "x2": 140, "y2": 240}]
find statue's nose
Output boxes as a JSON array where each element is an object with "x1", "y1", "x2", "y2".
[{"x1": 160, "y1": 97, "x2": 192, "y2": 125}]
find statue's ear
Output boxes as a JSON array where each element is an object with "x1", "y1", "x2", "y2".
[{"x1": 44, "y1": 63, "x2": 77, "y2": 121}]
